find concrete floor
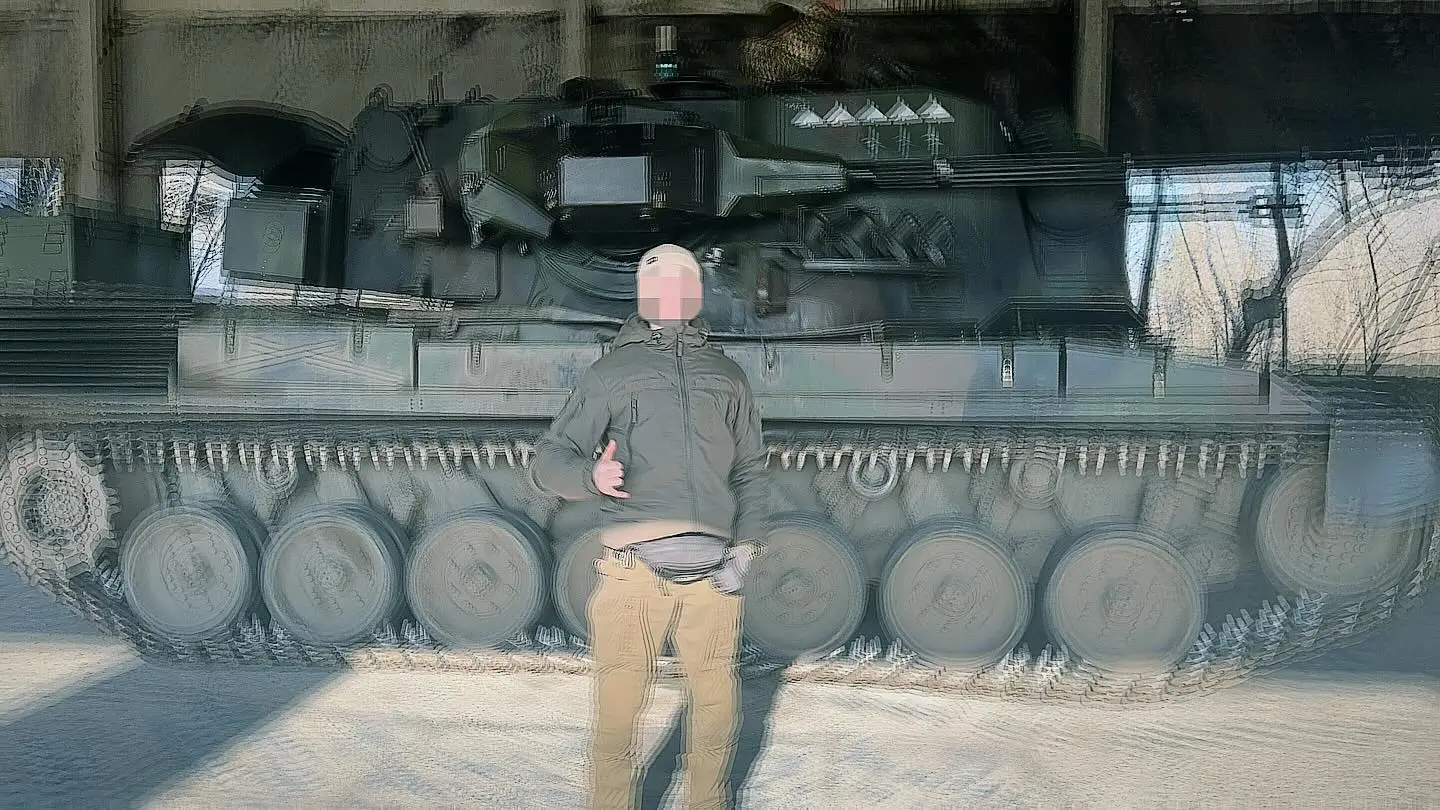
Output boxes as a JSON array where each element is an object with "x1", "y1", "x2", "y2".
[{"x1": 1, "y1": 568, "x2": 1437, "y2": 810}]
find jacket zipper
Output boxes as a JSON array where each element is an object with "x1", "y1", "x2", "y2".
[
  {"x1": 627, "y1": 396, "x2": 638, "y2": 468},
  {"x1": 676, "y1": 337, "x2": 698, "y2": 527}
]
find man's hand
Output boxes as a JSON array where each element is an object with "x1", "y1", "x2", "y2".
[{"x1": 593, "y1": 440, "x2": 630, "y2": 499}]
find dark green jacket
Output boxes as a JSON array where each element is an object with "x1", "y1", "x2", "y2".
[{"x1": 531, "y1": 315, "x2": 773, "y2": 550}]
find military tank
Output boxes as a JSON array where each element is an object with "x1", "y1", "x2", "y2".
[{"x1": 1, "y1": 50, "x2": 1437, "y2": 701}]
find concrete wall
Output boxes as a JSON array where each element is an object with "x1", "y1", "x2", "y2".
[
  {"x1": 0, "y1": 16, "x2": 84, "y2": 161},
  {"x1": 1, "y1": 0, "x2": 570, "y2": 210},
  {"x1": 2, "y1": 0, "x2": 1084, "y2": 210},
  {"x1": 117, "y1": 15, "x2": 562, "y2": 147},
  {"x1": 2, "y1": 0, "x2": 1062, "y2": 158}
]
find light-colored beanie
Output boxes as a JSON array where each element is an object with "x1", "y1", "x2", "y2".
[{"x1": 637, "y1": 243, "x2": 702, "y2": 279}]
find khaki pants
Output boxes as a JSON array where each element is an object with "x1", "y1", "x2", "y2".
[{"x1": 587, "y1": 549, "x2": 743, "y2": 810}]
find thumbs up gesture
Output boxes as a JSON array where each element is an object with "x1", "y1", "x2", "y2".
[{"x1": 593, "y1": 440, "x2": 630, "y2": 499}]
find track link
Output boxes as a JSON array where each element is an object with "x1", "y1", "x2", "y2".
[{"x1": 1, "y1": 425, "x2": 1436, "y2": 705}]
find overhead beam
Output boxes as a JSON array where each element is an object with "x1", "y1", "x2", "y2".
[
  {"x1": 8, "y1": 0, "x2": 1440, "y2": 21},
  {"x1": 592, "y1": 0, "x2": 1063, "y2": 12},
  {"x1": 1111, "y1": 0, "x2": 1440, "y2": 12},
  {"x1": 0, "y1": 0, "x2": 1061, "y2": 22}
]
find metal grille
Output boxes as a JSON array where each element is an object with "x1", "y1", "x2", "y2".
[{"x1": 0, "y1": 287, "x2": 191, "y2": 395}]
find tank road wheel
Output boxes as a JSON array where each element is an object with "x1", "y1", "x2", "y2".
[
  {"x1": 261, "y1": 504, "x2": 406, "y2": 646},
  {"x1": 1043, "y1": 526, "x2": 1206, "y2": 676},
  {"x1": 552, "y1": 527, "x2": 604, "y2": 642},
  {"x1": 743, "y1": 512, "x2": 866, "y2": 662},
  {"x1": 405, "y1": 508, "x2": 549, "y2": 649},
  {"x1": 1255, "y1": 466, "x2": 1426, "y2": 604},
  {"x1": 0, "y1": 433, "x2": 114, "y2": 578},
  {"x1": 879, "y1": 518, "x2": 1031, "y2": 670},
  {"x1": 120, "y1": 501, "x2": 264, "y2": 642}
]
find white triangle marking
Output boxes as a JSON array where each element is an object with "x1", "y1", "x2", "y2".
[
  {"x1": 885, "y1": 98, "x2": 920, "y2": 125},
  {"x1": 822, "y1": 102, "x2": 858, "y2": 127},
  {"x1": 918, "y1": 95, "x2": 954, "y2": 124}
]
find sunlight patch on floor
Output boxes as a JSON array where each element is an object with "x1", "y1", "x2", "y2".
[{"x1": 0, "y1": 639, "x2": 140, "y2": 722}]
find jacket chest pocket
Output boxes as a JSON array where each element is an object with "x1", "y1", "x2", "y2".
[
  {"x1": 626, "y1": 389, "x2": 681, "y2": 459},
  {"x1": 686, "y1": 385, "x2": 736, "y2": 446},
  {"x1": 626, "y1": 385, "x2": 732, "y2": 451}
]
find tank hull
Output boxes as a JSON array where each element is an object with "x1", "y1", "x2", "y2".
[{"x1": 2, "y1": 301, "x2": 1435, "y2": 702}]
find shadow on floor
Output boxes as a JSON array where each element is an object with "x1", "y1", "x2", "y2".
[
  {"x1": 0, "y1": 661, "x2": 340, "y2": 809},
  {"x1": 0, "y1": 566, "x2": 107, "y2": 639},
  {"x1": 639, "y1": 669, "x2": 787, "y2": 810}
]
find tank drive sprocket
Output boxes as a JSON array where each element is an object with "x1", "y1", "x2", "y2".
[{"x1": 0, "y1": 432, "x2": 116, "y2": 581}]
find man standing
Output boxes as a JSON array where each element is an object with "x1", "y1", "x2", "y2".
[{"x1": 531, "y1": 243, "x2": 772, "y2": 810}]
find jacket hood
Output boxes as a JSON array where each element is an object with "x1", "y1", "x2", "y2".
[{"x1": 613, "y1": 313, "x2": 711, "y2": 351}]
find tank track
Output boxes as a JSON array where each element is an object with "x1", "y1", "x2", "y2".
[{"x1": 1, "y1": 424, "x2": 1435, "y2": 706}]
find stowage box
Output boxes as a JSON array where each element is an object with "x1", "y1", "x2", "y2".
[{"x1": 0, "y1": 208, "x2": 191, "y2": 295}]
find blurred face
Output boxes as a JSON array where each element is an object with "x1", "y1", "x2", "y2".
[{"x1": 637, "y1": 254, "x2": 703, "y2": 324}]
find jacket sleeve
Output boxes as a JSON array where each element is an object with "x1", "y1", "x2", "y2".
[
  {"x1": 531, "y1": 366, "x2": 613, "y2": 501},
  {"x1": 729, "y1": 376, "x2": 774, "y2": 542}
]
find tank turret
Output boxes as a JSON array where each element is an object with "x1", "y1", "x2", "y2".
[{"x1": 455, "y1": 113, "x2": 848, "y2": 247}]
